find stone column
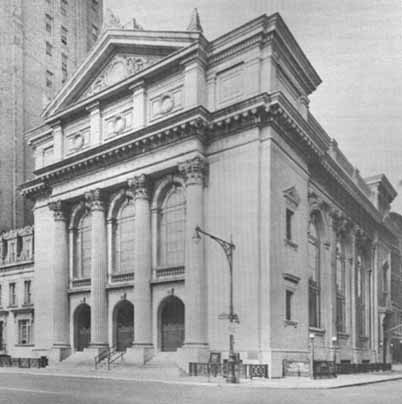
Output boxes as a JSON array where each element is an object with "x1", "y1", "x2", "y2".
[
  {"x1": 125, "y1": 175, "x2": 153, "y2": 364},
  {"x1": 179, "y1": 156, "x2": 208, "y2": 362},
  {"x1": 48, "y1": 200, "x2": 71, "y2": 362},
  {"x1": 87, "y1": 189, "x2": 108, "y2": 349}
]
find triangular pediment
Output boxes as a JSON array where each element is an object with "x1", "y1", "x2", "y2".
[{"x1": 43, "y1": 29, "x2": 201, "y2": 118}]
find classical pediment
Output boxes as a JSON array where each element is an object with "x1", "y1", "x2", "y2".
[
  {"x1": 79, "y1": 53, "x2": 163, "y2": 100},
  {"x1": 42, "y1": 29, "x2": 201, "y2": 118}
]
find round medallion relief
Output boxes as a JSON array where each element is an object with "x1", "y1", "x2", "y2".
[
  {"x1": 160, "y1": 95, "x2": 174, "y2": 114},
  {"x1": 113, "y1": 115, "x2": 126, "y2": 134},
  {"x1": 73, "y1": 133, "x2": 84, "y2": 150}
]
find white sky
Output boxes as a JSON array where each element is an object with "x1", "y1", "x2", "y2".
[{"x1": 105, "y1": 0, "x2": 402, "y2": 211}]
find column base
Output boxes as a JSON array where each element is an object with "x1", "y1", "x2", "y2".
[
  {"x1": 176, "y1": 343, "x2": 209, "y2": 372},
  {"x1": 49, "y1": 344, "x2": 72, "y2": 364},
  {"x1": 124, "y1": 344, "x2": 154, "y2": 365}
]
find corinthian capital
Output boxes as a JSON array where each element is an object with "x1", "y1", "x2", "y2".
[
  {"x1": 178, "y1": 156, "x2": 207, "y2": 186},
  {"x1": 128, "y1": 174, "x2": 150, "y2": 200},
  {"x1": 85, "y1": 188, "x2": 104, "y2": 212},
  {"x1": 48, "y1": 200, "x2": 66, "y2": 222}
]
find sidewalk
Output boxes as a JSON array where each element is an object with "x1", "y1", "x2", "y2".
[{"x1": 0, "y1": 366, "x2": 401, "y2": 389}]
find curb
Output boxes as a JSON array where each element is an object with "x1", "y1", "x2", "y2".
[{"x1": 0, "y1": 368, "x2": 401, "y2": 389}]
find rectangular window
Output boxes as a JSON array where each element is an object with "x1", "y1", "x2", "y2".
[
  {"x1": 286, "y1": 209, "x2": 294, "y2": 240},
  {"x1": 46, "y1": 70, "x2": 54, "y2": 88},
  {"x1": 18, "y1": 320, "x2": 31, "y2": 345},
  {"x1": 24, "y1": 281, "x2": 31, "y2": 305},
  {"x1": 61, "y1": 26, "x2": 67, "y2": 45},
  {"x1": 91, "y1": 24, "x2": 99, "y2": 42},
  {"x1": 61, "y1": 53, "x2": 68, "y2": 83},
  {"x1": 285, "y1": 290, "x2": 293, "y2": 321},
  {"x1": 45, "y1": 41, "x2": 52, "y2": 56},
  {"x1": 60, "y1": 0, "x2": 67, "y2": 15},
  {"x1": 9, "y1": 283, "x2": 16, "y2": 306},
  {"x1": 45, "y1": 14, "x2": 52, "y2": 33}
]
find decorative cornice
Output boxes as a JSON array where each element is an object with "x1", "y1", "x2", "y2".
[
  {"x1": 129, "y1": 174, "x2": 150, "y2": 200},
  {"x1": 178, "y1": 156, "x2": 207, "y2": 186},
  {"x1": 85, "y1": 189, "x2": 104, "y2": 212},
  {"x1": 48, "y1": 200, "x2": 67, "y2": 222}
]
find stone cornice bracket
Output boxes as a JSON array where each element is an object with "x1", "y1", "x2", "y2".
[
  {"x1": 308, "y1": 190, "x2": 329, "y2": 213},
  {"x1": 178, "y1": 156, "x2": 207, "y2": 187},
  {"x1": 129, "y1": 174, "x2": 150, "y2": 201},
  {"x1": 48, "y1": 200, "x2": 66, "y2": 222},
  {"x1": 85, "y1": 188, "x2": 104, "y2": 212},
  {"x1": 330, "y1": 209, "x2": 352, "y2": 239},
  {"x1": 354, "y1": 225, "x2": 371, "y2": 253}
]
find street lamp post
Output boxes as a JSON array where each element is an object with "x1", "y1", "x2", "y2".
[
  {"x1": 309, "y1": 333, "x2": 315, "y2": 379},
  {"x1": 193, "y1": 225, "x2": 239, "y2": 383}
]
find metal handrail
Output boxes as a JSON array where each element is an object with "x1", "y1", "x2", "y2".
[{"x1": 94, "y1": 347, "x2": 110, "y2": 369}]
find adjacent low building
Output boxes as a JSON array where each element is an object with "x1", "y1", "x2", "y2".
[{"x1": 16, "y1": 11, "x2": 402, "y2": 377}]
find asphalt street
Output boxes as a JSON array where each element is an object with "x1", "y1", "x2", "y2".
[{"x1": 0, "y1": 372, "x2": 401, "y2": 404}]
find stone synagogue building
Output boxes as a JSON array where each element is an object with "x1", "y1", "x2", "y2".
[{"x1": 0, "y1": 11, "x2": 399, "y2": 377}]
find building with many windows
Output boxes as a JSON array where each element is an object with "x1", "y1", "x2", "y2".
[
  {"x1": 0, "y1": 0, "x2": 103, "y2": 231},
  {"x1": 15, "y1": 11, "x2": 402, "y2": 377}
]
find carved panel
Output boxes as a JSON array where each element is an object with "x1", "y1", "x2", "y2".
[
  {"x1": 81, "y1": 54, "x2": 162, "y2": 99},
  {"x1": 149, "y1": 86, "x2": 183, "y2": 122},
  {"x1": 102, "y1": 97, "x2": 133, "y2": 139},
  {"x1": 216, "y1": 64, "x2": 244, "y2": 106}
]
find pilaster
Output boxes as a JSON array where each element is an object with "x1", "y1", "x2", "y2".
[
  {"x1": 87, "y1": 102, "x2": 102, "y2": 146},
  {"x1": 183, "y1": 57, "x2": 207, "y2": 108},
  {"x1": 51, "y1": 121, "x2": 64, "y2": 161},
  {"x1": 130, "y1": 81, "x2": 146, "y2": 130}
]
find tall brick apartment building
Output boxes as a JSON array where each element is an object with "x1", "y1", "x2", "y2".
[{"x1": 0, "y1": 0, "x2": 103, "y2": 231}]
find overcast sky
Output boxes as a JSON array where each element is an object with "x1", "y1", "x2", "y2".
[{"x1": 104, "y1": 0, "x2": 402, "y2": 211}]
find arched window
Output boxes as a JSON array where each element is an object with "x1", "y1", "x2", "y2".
[
  {"x1": 75, "y1": 213, "x2": 91, "y2": 279},
  {"x1": 158, "y1": 185, "x2": 185, "y2": 267},
  {"x1": 336, "y1": 241, "x2": 346, "y2": 332},
  {"x1": 114, "y1": 201, "x2": 135, "y2": 273},
  {"x1": 308, "y1": 215, "x2": 320, "y2": 328}
]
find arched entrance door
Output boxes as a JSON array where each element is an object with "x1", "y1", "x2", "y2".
[
  {"x1": 74, "y1": 303, "x2": 90, "y2": 351},
  {"x1": 113, "y1": 300, "x2": 134, "y2": 352},
  {"x1": 159, "y1": 296, "x2": 184, "y2": 352}
]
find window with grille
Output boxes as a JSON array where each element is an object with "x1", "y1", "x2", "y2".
[
  {"x1": 75, "y1": 214, "x2": 91, "y2": 278},
  {"x1": 91, "y1": 24, "x2": 99, "y2": 42},
  {"x1": 45, "y1": 14, "x2": 52, "y2": 33},
  {"x1": 9, "y1": 283, "x2": 16, "y2": 306},
  {"x1": 114, "y1": 201, "x2": 135, "y2": 274},
  {"x1": 158, "y1": 186, "x2": 185, "y2": 267},
  {"x1": 61, "y1": 53, "x2": 68, "y2": 83},
  {"x1": 24, "y1": 281, "x2": 32, "y2": 305},
  {"x1": 61, "y1": 26, "x2": 67, "y2": 45},
  {"x1": 46, "y1": 41, "x2": 52, "y2": 56},
  {"x1": 308, "y1": 216, "x2": 320, "y2": 328},
  {"x1": 46, "y1": 70, "x2": 54, "y2": 88},
  {"x1": 18, "y1": 320, "x2": 31, "y2": 345},
  {"x1": 336, "y1": 242, "x2": 346, "y2": 333},
  {"x1": 285, "y1": 290, "x2": 293, "y2": 321},
  {"x1": 60, "y1": 0, "x2": 68, "y2": 15}
]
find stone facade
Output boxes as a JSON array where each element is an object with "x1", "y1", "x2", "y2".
[
  {"x1": 17, "y1": 12, "x2": 402, "y2": 377},
  {"x1": 0, "y1": 0, "x2": 103, "y2": 231}
]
